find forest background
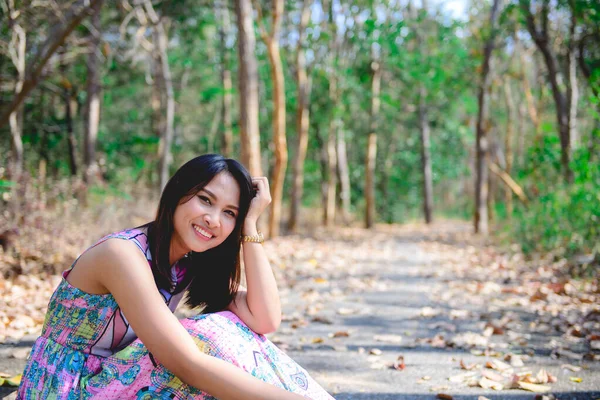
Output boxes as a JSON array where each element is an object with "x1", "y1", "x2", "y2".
[{"x1": 0, "y1": 0, "x2": 599, "y2": 279}]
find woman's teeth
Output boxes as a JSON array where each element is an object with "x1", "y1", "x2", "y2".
[{"x1": 193, "y1": 224, "x2": 212, "y2": 239}]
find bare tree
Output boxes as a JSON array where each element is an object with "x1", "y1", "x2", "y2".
[
  {"x1": 60, "y1": 51, "x2": 79, "y2": 176},
  {"x1": 503, "y1": 80, "x2": 516, "y2": 217},
  {"x1": 408, "y1": 0, "x2": 433, "y2": 224},
  {"x1": 254, "y1": 0, "x2": 287, "y2": 237},
  {"x1": 365, "y1": 57, "x2": 381, "y2": 229},
  {"x1": 217, "y1": 3, "x2": 234, "y2": 158},
  {"x1": 288, "y1": 0, "x2": 313, "y2": 232},
  {"x1": 84, "y1": 0, "x2": 104, "y2": 183},
  {"x1": 0, "y1": 0, "x2": 104, "y2": 129},
  {"x1": 235, "y1": 0, "x2": 263, "y2": 176},
  {"x1": 142, "y1": 0, "x2": 175, "y2": 192},
  {"x1": 474, "y1": 0, "x2": 502, "y2": 235},
  {"x1": 519, "y1": 0, "x2": 576, "y2": 182},
  {"x1": 4, "y1": 0, "x2": 26, "y2": 179},
  {"x1": 323, "y1": 0, "x2": 339, "y2": 226}
]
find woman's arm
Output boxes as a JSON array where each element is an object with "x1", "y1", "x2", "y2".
[
  {"x1": 91, "y1": 239, "x2": 302, "y2": 400},
  {"x1": 228, "y1": 177, "x2": 282, "y2": 334}
]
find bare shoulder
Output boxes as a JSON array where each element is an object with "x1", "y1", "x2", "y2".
[{"x1": 67, "y1": 237, "x2": 150, "y2": 295}]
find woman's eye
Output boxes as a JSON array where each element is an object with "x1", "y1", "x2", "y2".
[
  {"x1": 225, "y1": 210, "x2": 236, "y2": 217},
  {"x1": 198, "y1": 195, "x2": 211, "y2": 205}
]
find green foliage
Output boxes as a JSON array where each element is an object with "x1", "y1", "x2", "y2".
[{"x1": 510, "y1": 144, "x2": 600, "y2": 259}]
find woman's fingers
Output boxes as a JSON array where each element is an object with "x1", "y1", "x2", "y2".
[{"x1": 252, "y1": 177, "x2": 271, "y2": 203}]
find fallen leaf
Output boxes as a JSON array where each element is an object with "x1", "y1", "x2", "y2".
[
  {"x1": 561, "y1": 364, "x2": 581, "y2": 372},
  {"x1": 420, "y1": 307, "x2": 439, "y2": 317},
  {"x1": 311, "y1": 316, "x2": 333, "y2": 324},
  {"x1": 330, "y1": 331, "x2": 350, "y2": 338},
  {"x1": 448, "y1": 371, "x2": 477, "y2": 383},
  {"x1": 459, "y1": 359, "x2": 478, "y2": 370},
  {"x1": 479, "y1": 377, "x2": 503, "y2": 390},
  {"x1": 481, "y1": 370, "x2": 504, "y2": 382},
  {"x1": 369, "y1": 348, "x2": 382, "y2": 356},
  {"x1": 504, "y1": 353, "x2": 525, "y2": 367},
  {"x1": 0, "y1": 374, "x2": 22, "y2": 387},
  {"x1": 313, "y1": 277, "x2": 328, "y2": 284},
  {"x1": 569, "y1": 377, "x2": 582, "y2": 383},
  {"x1": 311, "y1": 337, "x2": 324, "y2": 344},
  {"x1": 436, "y1": 394, "x2": 453, "y2": 400},
  {"x1": 536, "y1": 369, "x2": 549, "y2": 384},
  {"x1": 373, "y1": 334, "x2": 403, "y2": 343},
  {"x1": 518, "y1": 382, "x2": 551, "y2": 393},
  {"x1": 392, "y1": 355, "x2": 405, "y2": 371},
  {"x1": 486, "y1": 359, "x2": 512, "y2": 372}
]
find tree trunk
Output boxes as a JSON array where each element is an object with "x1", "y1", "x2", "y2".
[
  {"x1": 337, "y1": 127, "x2": 351, "y2": 224},
  {"x1": 419, "y1": 87, "x2": 433, "y2": 224},
  {"x1": 151, "y1": 53, "x2": 163, "y2": 141},
  {"x1": 365, "y1": 133, "x2": 377, "y2": 229},
  {"x1": 314, "y1": 122, "x2": 328, "y2": 217},
  {"x1": 487, "y1": 149, "x2": 495, "y2": 223},
  {"x1": 84, "y1": 1, "x2": 102, "y2": 184},
  {"x1": 567, "y1": 7, "x2": 579, "y2": 151},
  {"x1": 263, "y1": 2, "x2": 287, "y2": 238},
  {"x1": 144, "y1": 1, "x2": 175, "y2": 192},
  {"x1": 8, "y1": 19, "x2": 26, "y2": 179},
  {"x1": 218, "y1": 4, "x2": 234, "y2": 158},
  {"x1": 410, "y1": 1, "x2": 433, "y2": 224},
  {"x1": 378, "y1": 133, "x2": 397, "y2": 223},
  {"x1": 324, "y1": 114, "x2": 337, "y2": 226},
  {"x1": 475, "y1": 0, "x2": 502, "y2": 235},
  {"x1": 365, "y1": 59, "x2": 381, "y2": 229},
  {"x1": 503, "y1": 81, "x2": 515, "y2": 218},
  {"x1": 60, "y1": 51, "x2": 78, "y2": 176},
  {"x1": 0, "y1": 0, "x2": 104, "y2": 129},
  {"x1": 235, "y1": 0, "x2": 262, "y2": 176},
  {"x1": 520, "y1": 0, "x2": 572, "y2": 182},
  {"x1": 288, "y1": 0, "x2": 312, "y2": 233},
  {"x1": 65, "y1": 91, "x2": 79, "y2": 176}
]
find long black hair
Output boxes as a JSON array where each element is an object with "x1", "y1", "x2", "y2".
[{"x1": 145, "y1": 154, "x2": 254, "y2": 313}]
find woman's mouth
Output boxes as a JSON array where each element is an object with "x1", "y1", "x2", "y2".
[{"x1": 192, "y1": 224, "x2": 213, "y2": 240}]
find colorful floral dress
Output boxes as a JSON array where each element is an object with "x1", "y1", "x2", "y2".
[{"x1": 16, "y1": 229, "x2": 334, "y2": 399}]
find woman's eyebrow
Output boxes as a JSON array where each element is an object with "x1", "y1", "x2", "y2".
[{"x1": 201, "y1": 188, "x2": 239, "y2": 211}]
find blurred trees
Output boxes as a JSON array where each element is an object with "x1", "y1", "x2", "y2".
[{"x1": 0, "y1": 0, "x2": 598, "y2": 265}]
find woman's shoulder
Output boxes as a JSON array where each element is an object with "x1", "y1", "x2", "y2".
[
  {"x1": 95, "y1": 227, "x2": 151, "y2": 260},
  {"x1": 64, "y1": 228, "x2": 152, "y2": 296}
]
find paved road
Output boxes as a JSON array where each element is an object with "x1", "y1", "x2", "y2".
[
  {"x1": 2, "y1": 224, "x2": 599, "y2": 399},
  {"x1": 272, "y1": 226, "x2": 600, "y2": 400}
]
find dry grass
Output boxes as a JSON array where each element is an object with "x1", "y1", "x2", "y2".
[{"x1": 0, "y1": 174, "x2": 156, "y2": 277}]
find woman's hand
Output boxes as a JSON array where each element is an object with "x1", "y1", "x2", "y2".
[{"x1": 245, "y1": 177, "x2": 271, "y2": 225}]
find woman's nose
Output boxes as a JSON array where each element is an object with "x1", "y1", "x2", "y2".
[{"x1": 204, "y1": 212, "x2": 220, "y2": 228}]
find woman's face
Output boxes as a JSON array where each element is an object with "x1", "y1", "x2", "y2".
[{"x1": 171, "y1": 172, "x2": 241, "y2": 262}]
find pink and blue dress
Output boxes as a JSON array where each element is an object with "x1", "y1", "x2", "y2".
[{"x1": 16, "y1": 229, "x2": 334, "y2": 399}]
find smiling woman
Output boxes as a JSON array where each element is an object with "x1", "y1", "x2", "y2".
[{"x1": 16, "y1": 154, "x2": 334, "y2": 400}]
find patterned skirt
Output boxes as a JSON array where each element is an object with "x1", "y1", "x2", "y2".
[{"x1": 78, "y1": 311, "x2": 334, "y2": 399}]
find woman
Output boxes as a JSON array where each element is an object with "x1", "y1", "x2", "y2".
[{"x1": 17, "y1": 154, "x2": 334, "y2": 400}]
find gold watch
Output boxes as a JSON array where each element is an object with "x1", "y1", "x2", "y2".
[{"x1": 241, "y1": 231, "x2": 264, "y2": 244}]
